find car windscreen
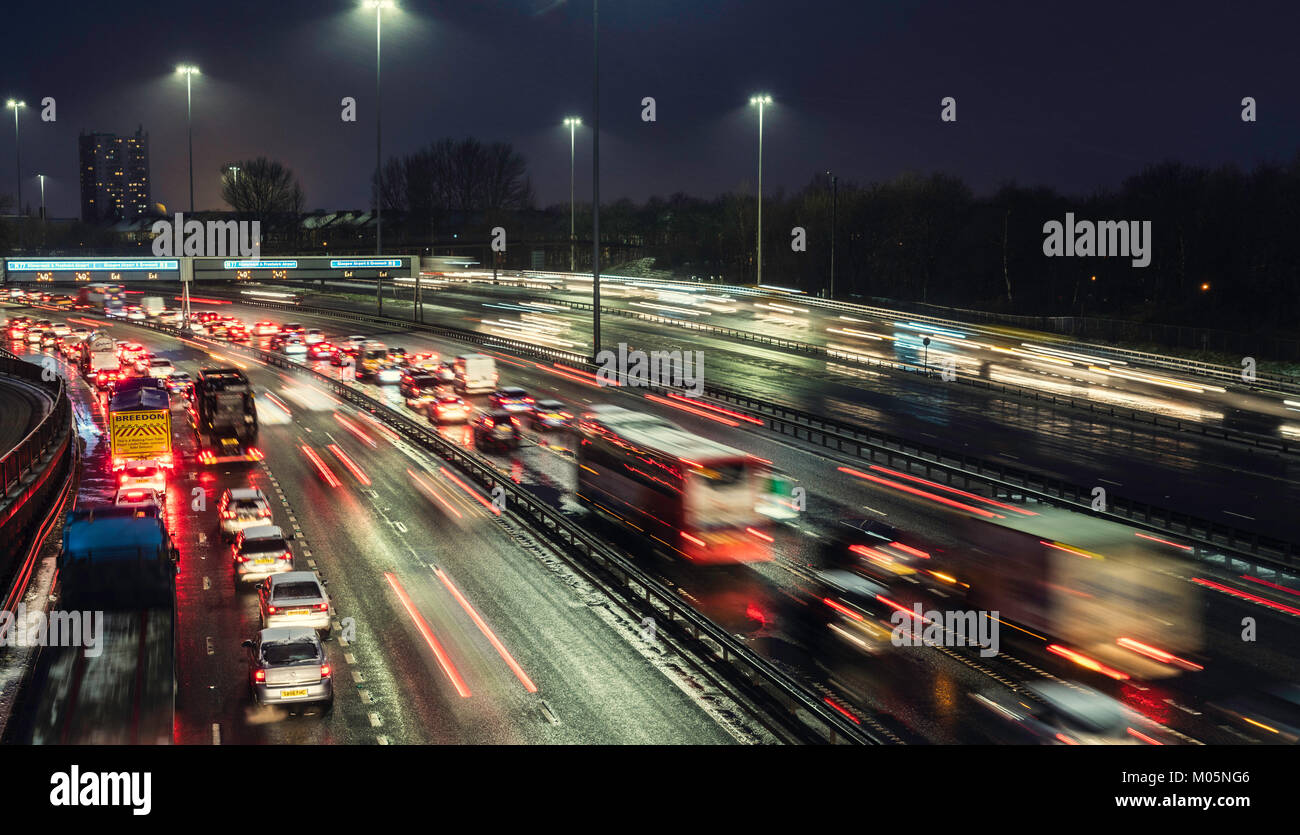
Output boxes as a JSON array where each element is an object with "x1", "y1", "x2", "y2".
[
  {"x1": 273, "y1": 582, "x2": 321, "y2": 600},
  {"x1": 409, "y1": 376, "x2": 438, "y2": 388},
  {"x1": 262, "y1": 640, "x2": 319, "y2": 665}
]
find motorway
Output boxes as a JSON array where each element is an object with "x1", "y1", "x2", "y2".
[
  {"x1": 0, "y1": 369, "x2": 49, "y2": 461},
  {"x1": 288, "y1": 277, "x2": 1300, "y2": 550}
]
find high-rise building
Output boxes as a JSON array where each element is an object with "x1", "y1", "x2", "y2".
[{"x1": 79, "y1": 126, "x2": 151, "y2": 223}]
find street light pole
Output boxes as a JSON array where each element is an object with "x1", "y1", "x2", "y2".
[
  {"x1": 749, "y1": 94, "x2": 772, "y2": 286},
  {"x1": 37, "y1": 173, "x2": 44, "y2": 221},
  {"x1": 6, "y1": 100, "x2": 25, "y2": 214},
  {"x1": 365, "y1": 1, "x2": 394, "y2": 313},
  {"x1": 591, "y1": 0, "x2": 601, "y2": 362},
  {"x1": 564, "y1": 117, "x2": 580, "y2": 273},
  {"x1": 827, "y1": 170, "x2": 837, "y2": 299},
  {"x1": 175, "y1": 67, "x2": 199, "y2": 213}
]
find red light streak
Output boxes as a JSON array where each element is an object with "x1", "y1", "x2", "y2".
[
  {"x1": 172, "y1": 296, "x2": 230, "y2": 305},
  {"x1": 823, "y1": 597, "x2": 863, "y2": 621},
  {"x1": 746, "y1": 526, "x2": 774, "y2": 542},
  {"x1": 1126, "y1": 727, "x2": 1163, "y2": 745},
  {"x1": 327, "y1": 444, "x2": 371, "y2": 486},
  {"x1": 332, "y1": 413, "x2": 378, "y2": 448},
  {"x1": 1239, "y1": 575, "x2": 1300, "y2": 597},
  {"x1": 1040, "y1": 540, "x2": 1096, "y2": 559},
  {"x1": 664, "y1": 393, "x2": 763, "y2": 425},
  {"x1": 644, "y1": 393, "x2": 740, "y2": 427},
  {"x1": 384, "y1": 572, "x2": 472, "y2": 698},
  {"x1": 434, "y1": 568, "x2": 537, "y2": 693},
  {"x1": 300, "y1": 444, "x2": 341, "y2": 488},
  {"x1": 263, "y1": 392, "x2": 291, "y2": 416},
  {"x1": 1191, "y1": 577, "x2": 1300, "y2": 616},
  {"x1": 1135, "y1": 532, "x2": 1193, "y2": 551},
  {"x1": 681, "y1": 531, "x2": 706, "y2": 547},
  {"x1": 888, "y1": 541, "x2": 930, "y2": 559},
  {"x1": 438, "y1": 467, "x2": 500, "y2": 515},
  {"x1": 1115, "y1": 637, "x2": 1203, "y2": 671},
  {"x1": 406, "y1": 469, "x2": 463, "y2": 519},
  {"x1": 1046, "y1": 644, "x2": 1130, "y2": 680},
  {"x1": 838, "y1": 466, "x2": 997, "y2": 517},
  {"x1": 868, "y1": 465, "x2": 1037, "y2": 515},
  {"x1": 823, "y1": 697, "x2": 861, "y2": 724}
]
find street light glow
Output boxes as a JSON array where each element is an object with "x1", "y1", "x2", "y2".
[
  {"x1": 175, "y1": 65, "x2": 200, "y2": 75},
  {"x1": 564, "y1": 116, "x2": 582, "y2": 127},
  {"x1": 749, "y1": 94, "x2": 773, "y2": 105},
  {"x1": 364, "y1": 0, "x2": 395, "y2": 8},
  {"x1": 5, "y1": 100, "x2": 24, "y2": 109}
]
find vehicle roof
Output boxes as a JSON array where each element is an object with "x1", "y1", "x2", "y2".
[
  {"x1": 582, "y1": 405, "x2": 750, "y2": 462},
  {"x1": 65, "y1": 508, "x2": 165, "y2": 553},
  {"x1": 1025, "y1": 682, "x2": 1129, "y2": 731},
  {"x1": 268, "y1": 571, "x2": 321, "y2": 586},
  {"x1": 497, "y1": 386, "x2": 528, "y2": 394},
  {"x1": 240, "y1": 524, "x2": 284, "y2": 540},
  {"x1": 258, "y1": 626, "x2": 320, "y2": 645},
  {"x1": 225, "y1": 488, "x2": 266, "y2": 501}
]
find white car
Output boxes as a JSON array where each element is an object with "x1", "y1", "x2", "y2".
[
  {"x1": 282, "y1": 338, "x2": 307, "y2": 356},
  {"x1": 52, "y1": 323, "x2": 71, "y2": 338},
  {"x1": 303, "y1": 329, "x2": 325, "y2": 345},
  {"x1": 113, "y1": 486, "x2": 164, "y2": 510},
  {"x1": 343, "y1": 335, "x2": 368, "y2": 350},
  {"x1": 146, "y1": 358, "x2": 175, "y2": 378},
  {"x1": 375, "y1": 364, "x2": 403, "y2": 385},
  {"x1": 158, "y1": 310, "x2": 182, "y2": 325},
  {"x1": 219, "y1": 488, "x2": 273, "y2": 540},
  {"x1": 126, "y1": 307, "x2": 147, "y2": 321},
  {"x1": 118, "y1": 460, "x2": 167, "y2": 494},
  {"x1": 233, "y1": 524, "x2": 294, "y2": 585}
]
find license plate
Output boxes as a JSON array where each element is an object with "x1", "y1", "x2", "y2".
[
  {"x1": 287, "y1": 608, "x2": 311, "y2": 616},
  {"x1": 280, "y1": 688, "x2": 308, "y2": 698},
  {"x1": 254, "y1": 558, "x2": 275, "y2": 565}
]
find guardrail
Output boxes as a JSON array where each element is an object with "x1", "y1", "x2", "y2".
[
  {"x1": 114, "y1": 313, "x2": 885, "y2": 744},
  {"x1": 0, "y1": 352, "x2": 67, "y2": 495},
  {"x1": 185, "y1": 291, "x2": 1300, "y2": 576}
]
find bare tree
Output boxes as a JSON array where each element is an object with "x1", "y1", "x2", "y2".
[{"x1": 220, "y1": 158, "x2": 305, "y2": 218}]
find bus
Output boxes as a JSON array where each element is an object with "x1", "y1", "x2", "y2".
[
  {"x1": 76, "y1": 283, "x2": 126, "y2": 314},
  {"x1": 575, "y1": 404, "x2": 772, "y2": 563}
]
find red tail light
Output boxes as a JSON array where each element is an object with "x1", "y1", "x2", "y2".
[
  {"x1": 253, "y1": 668, "x2": 266, "y2": 683},
  {"x1": 222, "y1": 510, "x2": 235, "y2": 519},
  {"x1": 259, "y1": 508, "x2": 272, "y2": 518},
  {"x1": 320, "y1": 664, "x2": 331, "y2": 678},
  {"x1": 279, "y1": 551, "x2": 292, "y2": 561},
  {"x1": 267, "y1": 605, "x2": 277, "y2": 614},
  {"x1": 315, "y1": 602, "x2": 328, "y2": 611}
]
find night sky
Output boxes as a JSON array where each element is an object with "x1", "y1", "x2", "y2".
[{"x1": 3, "y1": 0, "x2": 1297, "y2": 218}]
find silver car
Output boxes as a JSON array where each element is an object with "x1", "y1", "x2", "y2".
[
  {"x1": 258, "y1": 571, "x2": 331, "y2": 636},
  {"x1": 243, "y1": 627, "x2": 333, "y2": 713},
  {"x1": 219, "y1": 488, "x2": 273, "y2": 540},
  {"x1": 232, "y1": 524, "x2": 294, "y2": 586}
]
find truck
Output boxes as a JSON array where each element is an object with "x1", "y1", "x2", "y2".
[
  {"x1": 75, "y1": 282, "x2": 125, "y2": 314},
  {"x1": 359, "y1": 340, "x2": 388, "y2": 378},
  {"x1": 454, "y1": 353, "x2": 498, "y2": 395},
  {"x1": 193, "y1": 367, "x2": 262, "y2": 465},
  {"x1": 80, "y1": 330, "x2": 120, "y2": 386},
  {"x1": 141, "y1": 296, "x2": 166, "y2": 318},
  {"x1": 954, "y1": 512, "x2": 1201, "y2": 680},
  {"x1": 108, "y1": 377, "x2": 174, "y2": 470},
  {"x1": 11, "y1": 506, "x2": 178, "y2": 744}
]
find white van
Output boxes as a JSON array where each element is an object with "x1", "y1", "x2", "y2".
[{"x1": 454, "y1": 353, "x2": 498, "y2": 395}]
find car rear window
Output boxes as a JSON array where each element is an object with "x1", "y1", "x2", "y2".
[
  {"x1": 231, "y1": 500, "x2": 264, "y2": 513},
  {"x1": 242, "y1": 537, "x2": 287, "y2": 554},
  {"x1": 273, "y1": 582, "x2": 321, "y2": 600},
  {"x1": 126, "y1": 465, "x2": 159, "y2": 477},
  {"x1": 262, "y1": 640, "x2": 319, "y2": 664}
]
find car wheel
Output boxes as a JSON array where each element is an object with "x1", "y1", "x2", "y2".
[{"x1": 318, "y1": 699, "x2": 334, "y2": 717}]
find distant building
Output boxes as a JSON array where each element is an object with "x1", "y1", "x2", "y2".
[{"x1": 78, "y1": 126, "x2": 151, "y2": 223}]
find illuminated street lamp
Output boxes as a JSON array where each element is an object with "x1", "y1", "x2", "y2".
[
  {"x1": 175, "y1": 66, "x2": 200, "y2": 212},
  {"x1": 364, "y1": 0, "x2": 394, "y2": 259},
  {"x1": 749, "y1": 94, "x2": 772, "y2": 286},
  {"x1": 6, "y1": 99, "x2": 25, "y2": 214},
  {"x1": 37, "y1": 173, "x2": 45, "y2": 221},
  {"x1": 563, "y1": 117, "x2": 581, "y2": 272}
]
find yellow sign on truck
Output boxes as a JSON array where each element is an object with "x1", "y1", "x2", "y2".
[{"x1": 109, "y1": 409, "x2": 172, "y2": 460}]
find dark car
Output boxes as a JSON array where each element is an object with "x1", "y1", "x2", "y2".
[
  {"x1": 528, "y1": 398, "x2": 572, "y2": 430},
  {"x1": 489, "y1": 386, "x2": 533, "y2": 413},
  {"x1": 399, "y1": 372, "x2": 441, "y2": 403},
  {"x1": 472, "y1": 409, "x2": 521, "y2": 451},
  {"x1": 307, "y1": 342, "x2": 337, "y2": 361}
]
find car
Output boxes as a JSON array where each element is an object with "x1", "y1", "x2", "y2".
[
  {"x1": 405, "y1": 350, "x2": 439, "y2": 371},
  {"x1": 341, "y1": 335, "x2": 369, "y2": 351},
  {"x1": 218, "y1": 487, "x2": 273, "y2": 540},
  {"x1": 145, "y1": 358, "x2": 175, "y2": 379},
  {"x1": 36, "y1": 319, "x2": 53, "y2": 330},
  {"x1": 197, "y1": 310, "x2": 221, "y2": 323},
  {"x1": 330, "y1": 346, "x2": 360, "y2": 367},
  {"x1": 26, "y1": 328, "x2": 44, "y2": 344},
  {"x1": 385, "y1": 346, "x2": 408, "y2": 365},
  {"x1": 166, "y1": 372, "x2": 194, "y2": 399},
  {"x1": 970, "y1": 681, "x2": 1169, "y2": 745},
  {"x1": 113, "y1": 486, "x2": 164, "y2": 511},
  {"x1": 207, "y1": 320, "x2": 230, "y2": 338},
  {"x1": 257, "y1": 571, "x2": 331, "y2": 636},
  {"x1": 226, "y1": 324, "x2": 249, "y2": 342},
  {"x1": 307, "y1": 341, "x2": 336, "y2": 360},
  {"x1": 92, "y1": 368, "x2": 121, "y2": 390},
  {"x1": 243, "y1": 627, "x2": 333, "y2": 713},
  {"x1": 528, "y1": 399, "x2": 572, "y2": 430},
  {"x1": 157, "y1": 310, "x2": 182, "y2": 325},
  {"x1": 233, "y1": 524, "x2": 295, "y2": 586},
  {"x1": 126, "y1": 306, "x2": 146, "y2": 321},
  {"x1": 433, "y1": 362, "x2": 456, "y2": 385},
  {"x1": 119, "y1": 342, "x2": 147, "y2": 365},
  {"x1": 253, "y1": 320, "x2": 279, "y2": 337},
  {"x1": 118, "y1": 459, "x2": 167, "y2": 494},
  {"x1": 399, "y1": 372, "x2": 441, "y2": 402},
  {"x1": 303, "y1": 328, "x2": 325, "y2": 345},
  {"x1": 374, "y1": 363, "x2": 403, "y2": 385},
  {"x1": 39, "y1": 331, "x2": 58, "y2": 348},
  {"x1": 280, "y1": 322, "x2": 305, "y2": 335},
  {"x1": 51, "y1": 323, "x2": 71, "y2": 338},
  {"x1": 428, "y1": 393, "x2": 470, "y2": 424},
  {"x1": 818, "y1": 519, "x2": 935, "y2": 581},
  {"x1": 281, "y1": 338, "x2": 307, "y2": 356},
  {"x1": 472, "y1": 409, "x2": 521, "y2": 451},
  {"x1": 490, "y1": 386, "x2": 534, "y2": 413}
]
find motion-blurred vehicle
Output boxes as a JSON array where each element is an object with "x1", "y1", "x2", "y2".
[
  {"x1": 253, "y1": 320, "x2": 279, "y2": 337},
  {"x1": 970, "y1": 681, "x2": 1170, "y2": 745},
  {"x1": 428, "y1": 393, "x2": 469, "y2": 424},
  {"x1": 575, "y1": 405, "x2": 773, "y2": 563},
  {"x1": 303, "y1": 328, "x2": 325, "y2": 345},
  {"x1": 307, "y1": 341, "x2": 336, "y2": 360},
  {"x1": 279, "y1": 322, "x2": 304, "y2": 335},
  {"x1": 406, "y1": 350, "x2": 439, "y2": 371},
  {"x1": 257, "y1": 572, "x2": 331, "y2": 636},
  {"x1": 330, "y1": 346, "x2": 360, "y2": 367},
  {"x1": 193, "y1": 367, "x2": 261, "y2": 465},
  {"x1": 472, "y1": 409, "x2": 521, "y2": 451},
  {"x1": 26, "y1": 328, "x2": 44, "y2": 344},
  {"x1": 802, "y1": 567, "x2": 896, "y2": 658},
  {"x1": 113, "y1": 486, "x2": 164, "y2": 512},
  {"x1": 490, "y1": 386, "x2": 533, "y2": 413},
  {"x1": 243, "y1": 627, "x2": 333, "y2": 713},
  {"x1": 233, "y1": 524, "x2": 294, "y2": 585},
  {"x1": 125, "y1": 306, "x2": 146, "y2": 321},
  {"x1": 281, "y1": 337, "x2": 307, "y2": 356},
  {"x1": 158, "y1": 310, "x2": 183, "y2": 326},
  {"x1": 119, "y1": 342, "x2": 147, "y2": 365},
  {"x1": 165, "y1": 372, "x2": 194, "y2": 399},
  {"x1": 146, "y1": 358, "x2": 176, "y2": 379},
  {"x1": 375, "y1": 363, "x2": 403, "y2": 385},
  {"x1": 385, "y1": 346, "x2": 408, "y2": 365},
  {"x1": 39, "y1": 331, "x2": 57, "y2": 348},
  {"x1": 51, "y1": 323, "x2": 71, "y2": 338},
  {"x1": 818, "y1": 518, "x2": 936, "y2": 582},
  {"x1": 341, "y1": 335, "x2": 368, "y2": 351},
  {"x1": 1207, "y1": 683, "x2": 1300, "y2": 744},
  {"x1": 218, "y1": 487, "x2": 273, "y2": 541},
  {"x1": 454, "y1": 353, "x2": 498, "y2": 395},
  {"x1": 226, "y1": 324, "x2": 249, "y2": 342},
  {"x1": 359, "y1": 341, "x2": 388, "y2": 378},
  {"x1": 399, "y1": 372, "x2": 440, "y2": 404},
  {"x1": 528, "y1": 398, "x2": 572, "y2": 430},
  {"x1": 433, "y1": 362, "x2": 456, "y2": 385},
  {"x1": 118, "y1": 459, "x2": 167, "y2": 495}
]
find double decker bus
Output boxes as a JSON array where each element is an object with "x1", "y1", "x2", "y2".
[{"x1": 575, "y1": 405, "x2": 772, "y2": 563}]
